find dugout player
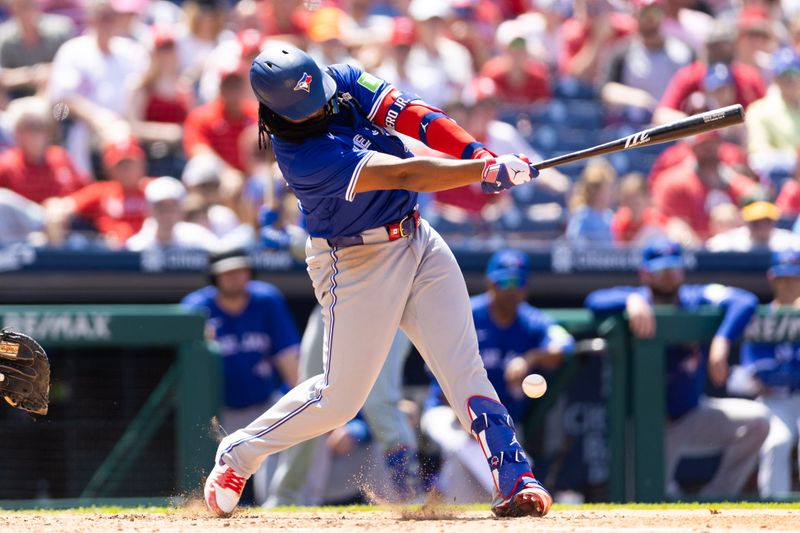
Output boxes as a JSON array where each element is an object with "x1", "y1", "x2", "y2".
[
  {"x1": 203, "y1": 42, "x2": 551, "y2": 518},
  {"x1": 585, "y1": 240, "x2": 770, "y2": 498},
  {"x1": 182, "y1": 247, "x2": 300, "y2": 504},
  {"x1": 740, "y1": 250, "x2": 800, "y2": 498},
  {"x1": 422, "y1": 249, "x2": 574, "y2": 503}
]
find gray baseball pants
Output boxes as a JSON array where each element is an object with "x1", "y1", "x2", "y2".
[
  {"x1": 216, "y1": 220, "x2": 500, "y2": 478},
  {"x1": 266, "y1": 305, "x2": 414, "y2": 506}
]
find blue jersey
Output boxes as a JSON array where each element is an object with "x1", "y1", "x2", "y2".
[
  {"x1": 271, "y1": 64, "x2": 418, "y2": 238},
  {"x1": 740, "y1": 309, "x2": 800, "y2": 393},
  {"x1": 181, "y1": 281, "x2": 300, "y2": 409},
  {"x1": 585, "y1": 284, "x2": 758, "y2": 419},
  {"x1": 427, "y1": 293, "x2": 575, "y2": 422}
]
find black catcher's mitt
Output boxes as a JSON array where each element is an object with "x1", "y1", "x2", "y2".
[{"x1": 0, "y1": 329, "x2": 50, "y2": 415}]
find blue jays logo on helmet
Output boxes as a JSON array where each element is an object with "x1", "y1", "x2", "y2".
[
  {"x1": 294, "y1": 72, "x2": 313, "y2": 93},
  {"x1": 249, "y1": 41, "x2": 337, "y2": 121}
]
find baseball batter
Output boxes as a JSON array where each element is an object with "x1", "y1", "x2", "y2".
[{"x1": 204, "y1": 41, "x2": 551, "y2": 518}]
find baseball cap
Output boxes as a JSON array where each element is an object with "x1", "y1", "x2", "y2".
[
  {"x1": 145, "y1": 176, "x2": 186, "y2": 204},
  {"x1": 741, "y1": 200, "x2": 781, "y2": 222},
  {"x1": 772, "y1": 47, "x2": 800, "y2": 78},
  {"x1": 704, "y1": 63, "x2": 734, "y2": 92},
  {"x1": 392, "y1": 17, "x2": 416, "y2": 46},
  {"x1": 486, "y1": 249, "x2": 531, "y2": 288},
  {"x1": 102, "y1": 136, "x2": 144, "y2": 168},
  {"x1": 737, "y1": 5, "x2": 770, "y2": 32},
  {"x1": 208, "y1": 247, "x2": 252, "y2": 276},
  {"x1": 182, "y1": 153, "x2": 222, "y2": 187},
  {"x1": 641, "y1": 240, "x2": 684, "y2": 273},
  {"x1": 769, "y1": 250, "x2": 800, "y2": 277}
]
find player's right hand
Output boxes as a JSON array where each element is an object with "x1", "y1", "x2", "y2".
[
  {"x1": 625, "y1": 292, "x2": 655, "y2": 338},
  {"x1": 480, "y1": 154, "x2": 538, "y2": 194}
]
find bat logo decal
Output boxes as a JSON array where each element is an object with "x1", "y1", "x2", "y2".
[{"x1": 624, "y1": 131, "x2": 651, "y2": 148}]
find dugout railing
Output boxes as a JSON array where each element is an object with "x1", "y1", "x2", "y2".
[
  {"x1": 0, "y1": 305, "x2": 220, "y2": 509},
  {"x1": 0, "y1": 305, "x2": 794, "y2": 508}
]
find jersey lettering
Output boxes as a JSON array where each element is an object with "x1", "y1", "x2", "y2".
[
  {"x1": 353, "y1": 134, "x2": 372, "y2": 151},
  {"x1": 385, "y1": 95, "x2": 413, "y2": 129}
]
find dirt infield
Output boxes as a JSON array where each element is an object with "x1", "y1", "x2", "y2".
[{"x1": 2, "y1": 507, "x2": 799, "y2": 533}]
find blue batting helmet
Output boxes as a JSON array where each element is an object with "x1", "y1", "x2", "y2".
[{"x1": 250, "y1": 41, "x2": 337, "y2": 121}]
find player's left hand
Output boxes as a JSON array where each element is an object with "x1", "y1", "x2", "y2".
[
  {"x1": 481, "y1": 154, "x2": 538, "y2": 194},
  {"x1": 708, "y1": 335, "x2": 730, "y2": 387}
]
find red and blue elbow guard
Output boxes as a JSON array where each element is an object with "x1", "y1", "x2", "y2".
[{"x1": 374, "y1": 88, "x2": 495, "y2": 160}]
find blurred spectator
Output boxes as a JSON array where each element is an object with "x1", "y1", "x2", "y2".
[
  {"x1": 184, "y1": 62, "x2": 256, "y2": 200},
  {"x1": 175, "y1": 0, "x2": 233, "y2": 83},
  {"x1": 611, "y1": 172, "x2": 668, "y2": 244},
  {"x1": 740, "y1": 250, "x2": 800, "y2": 499},
  {"x1": 47, "y1": 0, "x2": 148, "y2": 172},
  {"x1": 601, "y1": 0, "x2": 693, "y2": 112},
  {"x1": 422, "y1": 249, "x2": 573, "y2": 503},
  {"x1": 776, "y1": 148, "x2": 800, "y2": 215},
  {"x1": 661, "y1": 0, "x2": 716, "y2": 52},
  {"x1": 586, "y1": 241, "x2": 770, "y2": 499},
  {"x1": 708, "y1": 202, "x2": 744, "y2": 238},
  {"x1": 306, "y1": 6, "x2": 361, "y2": 68},
  {"x1": 401, "y1": 0, "x2": 474, "y2": 107},
  {"x1": 654, "y1": 20, "x2": 766, "y2": 124},
  {"x1": 0, "y1": 96, "x2": 87, "y2": 205},
  {"x1": 374, "y1": 16, "x2": 423, "y2": 97},
  {"x1": 0, "y1": 188, "x2": 44, "y2": 245},
  {"x1": 0, "y1": 0, "x2": 74, "y2": 98},
  {"x1": 181, "y1": 153, "x2": 241, "y2": 238},
  {"x1": 199, "y1": 28, "x2": 263, "y2": 104},
  {"x1": 745, "y1": 48, "x2": 800, "y2": 176},
  {"x1": 125, "y1": 26, "x2": 190, "y2": 169},
  {"x1": 735, "y1": 5, "x2": 781, "y2": 79},
  {"x1": 255, "y1": 0, "x2": 310, "y2": 46},
  {"x1": 649, "y1": 135, "x2": 751, "y2": 188},
  {"x1": 501, "y1": 0, "x2": 568, "y2": 68},
  {"x1": 445, "y1": 0, "x2": 503, "y2": 73},
  {"x1": 126, "y1": 175, "x2": 219, "y2": 251},
  {"x1": 566, "y1": 159, "x2": 616, "y2": 244},
  {"x1": 46, "y1": 136, "x2": 150, "y2": 247},
  {"x1": 652, "y1": 132, "x2": 758, "y2": 239},
  {"x1": 559, "y1": 0, "x2": 636, "y2": 84},
  {"x1": 706, "y1": 200, "x2": 800, "y2": 251},
  {"x1": 478, "y1": 27, "x2": 551, "y2": 106}
]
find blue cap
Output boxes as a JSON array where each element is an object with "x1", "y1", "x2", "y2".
[
  {"x1": 641, "y1": 240, "x2": 684, "y2": 273},
  {"x1": 250, "y1": 41, "x2": 337, "y2": 121},
  {"x1": 704, "y1": 63, "x2": 734, "y2": 92},
  {"x1": 487, "y1": 249, "x2": 531, "y2": 287},
  {"x1": 772, "y1": 47, "x2": 800, "y2": 78},
  {"x1": 769, "y1": 250, "x2": 800, "y2": 277}
]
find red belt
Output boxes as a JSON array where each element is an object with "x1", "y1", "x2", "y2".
[
  {"x1": 326, "y1": 209, "x2": 420, "y2": 248},
  {"x1": 386, "y1": 209, "x2": 420, "y2": 241}
]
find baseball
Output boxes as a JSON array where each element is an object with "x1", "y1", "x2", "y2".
[
  {"x1": 52, "y1": 101, "x2": 70, "y2": 122},
  {"x1": 522, "y1": 373, "x2": 547, "y2": 398}
]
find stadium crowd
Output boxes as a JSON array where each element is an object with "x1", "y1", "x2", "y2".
[{"x1": 1, "y1": 0, "x2": 800, "y2": 251}]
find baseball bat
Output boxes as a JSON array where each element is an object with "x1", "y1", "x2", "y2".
[{"x1": 532, "y1": 104, "x2": 745, "y2": 170}]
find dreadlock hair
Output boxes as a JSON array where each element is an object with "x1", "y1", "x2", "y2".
[{"x1": 257, "y1": 99, "x2": 338, "y2": 147}]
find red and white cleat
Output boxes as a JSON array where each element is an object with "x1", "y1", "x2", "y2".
[
  {"x1": 491, "y1": 478, "x2": 552, "y2": 518},
  {"x1": 204, "y1": 461, "x2": 247, "y2": 517}
]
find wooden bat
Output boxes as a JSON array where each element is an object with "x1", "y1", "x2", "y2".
[{"x1": 533, "y1": 104, "x2": 745, "y2": 170}]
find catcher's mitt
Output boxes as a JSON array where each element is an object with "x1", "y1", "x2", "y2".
[{"x1": 0, "y1": 329, "x2": 50, "y2": 415}]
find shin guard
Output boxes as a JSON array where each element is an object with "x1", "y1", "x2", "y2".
[{"x1": 467, "y1": 396, "x2": 535, "y2": 499}]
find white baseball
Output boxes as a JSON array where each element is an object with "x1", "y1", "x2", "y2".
[
  {"x1": 522, "y1": 373, "x2": 547, "y2": 398},
  {"x1": 52, "y1": 101, "x2": 70, "y2": 122}
]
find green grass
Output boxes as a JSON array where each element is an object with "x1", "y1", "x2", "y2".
[{"x1": 3, "y1": 501, "x2": 800, "y2": 514}]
